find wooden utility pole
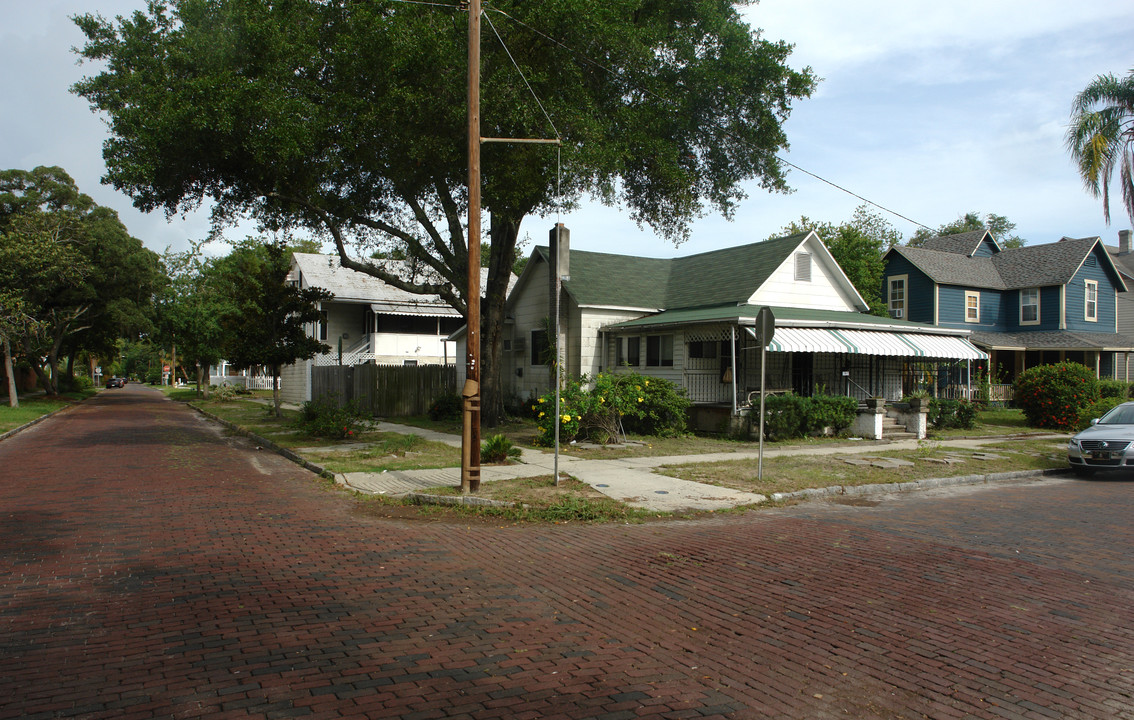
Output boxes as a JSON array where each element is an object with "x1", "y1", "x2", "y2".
[{"x1": 461, "y1": 0, "x2": 482, "y2": 493}]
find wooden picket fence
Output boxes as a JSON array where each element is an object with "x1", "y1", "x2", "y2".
[{"x1": 310, "y1": 363, "x2": 456, "y2": 417}]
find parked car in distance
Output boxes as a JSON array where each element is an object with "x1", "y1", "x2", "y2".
[
  {"x1": 1067, "y1": 401, "x2": 1134, "y2": 475},
  {"x1": 106, "y1": 377, "x2": 126, "y2": 388}
]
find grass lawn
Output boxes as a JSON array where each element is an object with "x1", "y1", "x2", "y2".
[
  {"x1": 386, "y1": 474, "x2": 655, "y2": 523},
  {"x1": 0, "y1": 397, "x2": 72, "y2": 433},
  {"x1": 660, "y1": 436, "x2": 1068, "y2": 497}
]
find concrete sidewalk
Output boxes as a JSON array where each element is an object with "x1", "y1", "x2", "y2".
[{"x1": 338, "y1": 421, "x2": 1069, "y2": 512}]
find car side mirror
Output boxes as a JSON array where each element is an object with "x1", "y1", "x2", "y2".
[{"x1": 1091, "y1": 418, "x2": 1099, "y2": 425}]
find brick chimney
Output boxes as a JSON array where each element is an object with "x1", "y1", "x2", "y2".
[{"x1": 1119, "y1": 229, "x2": 1132, "y2": 256}]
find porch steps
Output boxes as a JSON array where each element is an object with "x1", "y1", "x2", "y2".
[{"x1": 882, "y1": 412, "x2": 918, "y2": 441}]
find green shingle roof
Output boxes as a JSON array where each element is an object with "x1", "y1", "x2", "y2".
[{"x1": 535, "y1": 232, "x2": 810, "y2": 309}]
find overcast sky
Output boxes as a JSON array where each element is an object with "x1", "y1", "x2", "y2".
[{"x1": 2, "y1": 0, "x2": 1132, "y2": 261}]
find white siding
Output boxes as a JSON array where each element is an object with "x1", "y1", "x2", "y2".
[{"x1": 747, "y1": 236, "x2": 861, "y2": 311}]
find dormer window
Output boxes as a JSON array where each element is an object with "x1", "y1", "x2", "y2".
[
  {"x1": 888, "y1": 275, "x2": 906, "y2": 319},
  {"x1": 794, "y1": 252, "x2": 811, "y2": 282}
]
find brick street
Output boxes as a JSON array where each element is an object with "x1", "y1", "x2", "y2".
[{"x1": 1, "y1": 387, "x2": 1132, "y2": 719}]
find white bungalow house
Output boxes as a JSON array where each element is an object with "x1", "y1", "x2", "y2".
[
  {"x1": 279, "y1": 253, "x2": 468, "y2": 405},
  {"x1": 457, "y1": 226, "x2": 987, "y2": 431}
]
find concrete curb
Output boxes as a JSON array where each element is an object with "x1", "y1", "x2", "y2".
[
  {"x1": 768, "y1": 467, "x2": 1067, "y2": 503},
  {"x1": 188, "y1": 403, "x2": 336, "y2": 480},
  {"x1": 403, "y1": 492, "x2": 516, "y2": 509},
  {"x1": 0, "y1": 402, "x2": 77, "y2": 443}
]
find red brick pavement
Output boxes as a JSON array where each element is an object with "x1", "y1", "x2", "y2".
[{"x1": 1, "y1": 387, "x2": 1132, "y2": 719}]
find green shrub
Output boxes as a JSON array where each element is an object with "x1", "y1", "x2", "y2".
[
  {"x1": 806, "y1": 394, "x2": 858, "y2": 434},
  {"x1": 756, "y1": 393, "x2": 809, "y2": 440},
  {"x1": 1077, "y1": 397, "x2": 1125, "y2": 430},
  {"x1": 481, "y1": 434, "x2": 521, "y2": 463},
  {"x1": 428, "y1": 392, "x2": 462, "y2": 422},
  {"x1": 531, "y1": 377, "x2": 587, "y2": 445},
  {"x1": 295, "y1": 396, "x2": 367, "y2": 439},
  {"x1": 1097, "y1": 379, "x2": 1129, "y2": 399},
  {"x1": 1014, "y1": 362, "x2": 1099, "y2": 430},
  {"x1": 619, "y1": 373, "x2": 691, "y2": 438},
  {"x1": 60, "y1": 374, "x2": 94, "y2": 393},
  {"x1": 927, "y1": 398, "x2": 977, "y2": 429}
]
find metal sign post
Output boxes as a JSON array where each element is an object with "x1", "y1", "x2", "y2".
[{"x1": 756, "y1": 307, "x2": 775, "y2": 482}]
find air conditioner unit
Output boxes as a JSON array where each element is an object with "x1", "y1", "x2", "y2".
[{"x1": 892, "y1": 309, "x2": 904, "y2": 319}]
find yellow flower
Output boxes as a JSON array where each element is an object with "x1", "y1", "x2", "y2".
[
  {"x1": 638, "y1": 397, "x2": 644, "y2": 403},
  {"x1": 576, "y1": 415, "x2": 582, "y2": 421},
  {"x1": 562, "y1": 414, "x2": 571, "y2": 422},
  {"x1": 539, "y1": 411, "x2": 545, "y2": 417},
  {"x1": 538, "y1": 398, "x2": 545, "y2": 403},
  {"x1": 599, "y1": 397, "x2": 605, "y2": 403},
  {"x1": 644, "y1": 380, "x2": 649, "y2": 386}
]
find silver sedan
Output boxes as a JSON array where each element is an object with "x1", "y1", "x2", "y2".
[{"x1": 1067, "y1": 401, "x2": 1134, "y2": 475}]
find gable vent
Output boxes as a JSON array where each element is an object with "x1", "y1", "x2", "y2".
[{"x1": 794, "y1": 252, "x2": 812, "y2": 282}]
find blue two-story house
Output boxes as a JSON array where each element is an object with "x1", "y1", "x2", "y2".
[{"x1": 881, "y1": 230, "x2": 1133, "y2": 383}]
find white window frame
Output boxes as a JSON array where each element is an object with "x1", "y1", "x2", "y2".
[
  {"x1": 888, "y1": 275, "x2": 907, "y2": 319},
  {"x1": 1085, "y1": 280, "x2": 1098, "y2": 322},
  {"x1": 1020, "y1": 287, "x2": 1040, "y2": 326},
  {"x1": 965, "y1": 291, "x2": 980, "y2": 323}
]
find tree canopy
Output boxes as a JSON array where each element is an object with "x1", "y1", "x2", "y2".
[
  {"x1": 907, "y1": 211, "x2": 1025, "y2": 249},
  {"x1": 1066, "y1": 69, "x2": 1134, "y2": 228},
  {"x1": 72, "y1": 0, "x2": 816, "y2": 421},
  {"x1": 774, "y1": 204, "x2": 901, "y2": 317},
  {"x1": 0, "y1": 167, "x2": 164, "y2": 396}
]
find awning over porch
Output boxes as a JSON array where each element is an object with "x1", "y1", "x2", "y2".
[{"x1": 757, "y1": 327, "x2": 986, "y2": 361}]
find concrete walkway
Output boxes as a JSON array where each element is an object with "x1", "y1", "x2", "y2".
[{"x1": 338, "y1": 420, "x2": 1070, "y2": 513}]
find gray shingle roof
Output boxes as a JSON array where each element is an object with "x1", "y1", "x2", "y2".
[
  {"x1": 889, "y1": 236, "x2": 1121, "y2": 291},
  {"x1": 920, "y1": 230, "x2": 995, "y2": 256},
  {"x1": 968, "y1": 330, "x2": 1134, "y2": 351}
]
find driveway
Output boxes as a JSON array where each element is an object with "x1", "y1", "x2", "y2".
[{"x1": 1, "y1": 386, "x2": 1132, "y2": 719}]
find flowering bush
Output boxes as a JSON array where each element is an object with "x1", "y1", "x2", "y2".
[
  {"x1": 1077, "y1": 396, "x2": 1125, "y2": 430},
  {"x1": 1014, "y1": 361, "x2": 1099, "y2": 430},
  {"x1": 295, "y1": 396, "x2": 366, "y2": 439},
  {"x1": 531, "y1": 372, "x2": 690, "y2": 445}
]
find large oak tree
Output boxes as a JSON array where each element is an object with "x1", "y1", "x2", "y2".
[{"x1": 72, "y1": 0, "x2": 815, "y2": 421}]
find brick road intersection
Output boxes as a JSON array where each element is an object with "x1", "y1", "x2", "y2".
[{"x1": 1, "y1": 388, "x2": 1131, "y2": 719}]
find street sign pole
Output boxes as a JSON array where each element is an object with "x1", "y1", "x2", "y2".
[{"x1": 756, "y1": 307, "x2": 775, "y2": 482}]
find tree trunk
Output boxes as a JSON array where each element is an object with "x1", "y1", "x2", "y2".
[
  {"x1": 171, "y1": 341, "x2": 177, "y2": 386},
  {"x1": 271, "y1": 363, "x2": 282, "y2": 417},
  {"x1": 3, "y1": 336, "x2": 17, "y2": 408},
  {"x1": 482, "y1": 214, "x2": 522, "y2": 427}
]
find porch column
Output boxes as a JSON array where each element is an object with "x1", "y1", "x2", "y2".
[{"x1": 730, "y1": 325, "x2": 737, "y2": 415}]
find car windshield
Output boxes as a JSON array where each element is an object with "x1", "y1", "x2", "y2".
[{"x1": 1098, "y1": 405, "x2": 1134, "y2": 424}]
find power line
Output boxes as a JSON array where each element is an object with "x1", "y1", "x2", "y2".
[{"x1": 486, "y1": 6, "x2": 934, "y2": 232}]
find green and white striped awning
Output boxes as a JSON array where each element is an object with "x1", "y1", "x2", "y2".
[{"x1": 755, "y1": 327, "x2": 986, "y2": 361}]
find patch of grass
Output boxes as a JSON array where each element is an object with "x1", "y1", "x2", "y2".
[
  {"x1": 404, "y1": 475, "x2": 656, "y2": 523},
  {"x1": 0, "y1": 397, "x2": 72, "y2": 433},
  {"x1": 303, "y1": 434, "x2": 460, "y2": 473},
  {"x1": 661, "y1": 437, "x2": 1066, "y2": 496},
  {"x1": 928, "y1": 407, "x2": 1036, "y2": 439}
]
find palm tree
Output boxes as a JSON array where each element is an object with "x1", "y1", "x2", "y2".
[{"x1": 1066, "y1": 70, "x2": 1134, "y2": 226}]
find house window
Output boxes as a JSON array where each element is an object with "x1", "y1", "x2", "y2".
[
  {"x1": 687, "y1": 340, "x2": 718, "y2": 359},
  {"x1": 794, "y1": 252, "x2": 812, "y2": 282},
  {"x1": 617, "y1": 337, "x2": 640, "y2": 367},
  {"x1": 888, "y1": 276, "x2": 906, "y2": 319},
  {"x1": 965, "y1": 292, "x2": 980, "y2": 323},
  {"x1": 646, "y1": 335, "x2": 674, "y2": 367},
  {"x1": 1086, "y1": 280, "x2": 1098, "y2": 321},
  {"x1": 318, "y1": 310, "x2": 328, "y2": 341},
  {"x1": 1020, "y1": 288, "x2": 1039, "y2": 325},
  {"x1": 531, "y1": 329, "x2": 551, "y2": 366},
  {"x1": 403, "y1": 360, "x2": 417, "y2": 367}
]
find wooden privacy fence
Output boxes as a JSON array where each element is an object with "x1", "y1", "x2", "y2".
[{"x1": 311, "y1": 363, "x2": 456, "y2": 417}]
